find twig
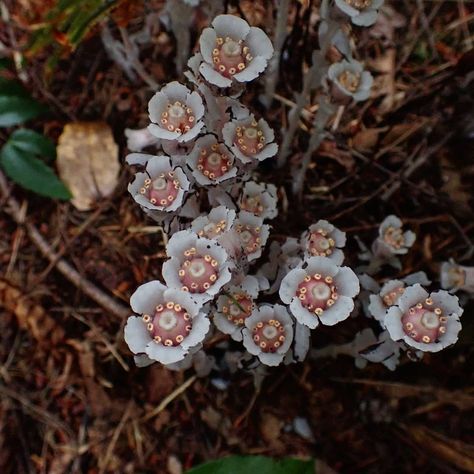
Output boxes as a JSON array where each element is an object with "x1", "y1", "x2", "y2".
[
  {"x1": 0, "y1": 170, "x2": 130, "y2": 320},
  {"x1": 99, "y1": 401, "x2": 133, "y2": 474},
  {"x1": 381, "y1": 131, "x2": 454, "y2": 201},
  {"x1": 140, "y1": 375, "x2": 197, "y2": 422}
]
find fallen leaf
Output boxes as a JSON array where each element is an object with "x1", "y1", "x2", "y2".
[
  {"x1": 260, "y1": 412, "x2": 284, "y2": 450},
  {"x1": 352, "y1": 128, "x2": 386, "y2": 152},
  {"x1": 0, "y1": 278, "x2": 65, "y2": 344},
  {"x1": 57, "y1": 122, "x2": 119, "y2": 211}
]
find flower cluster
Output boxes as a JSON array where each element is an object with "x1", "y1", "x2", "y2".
[
  {"x1": 123, "y1": 12, "x2": 465, "y2": 375},
  {"x1": 357, "y1": 216, "x2": 464, "y2": 370}
]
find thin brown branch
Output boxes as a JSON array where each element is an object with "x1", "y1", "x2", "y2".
[{"x1": 0, "y1": 170, "x2": 129, "y2": 320}]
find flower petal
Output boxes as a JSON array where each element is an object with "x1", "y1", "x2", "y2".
[{"x1": 124, "y1": 316, "x2": 151, "y2": 354}]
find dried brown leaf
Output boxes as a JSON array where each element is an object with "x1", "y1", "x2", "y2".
[
  {"x1": 57, "y1": 122, "x2": 120, "y2": 211},
  {"x1": 352, "y1": 128, "x2": 386, "y2": 152},
  {"x1": 0, "y1": 278, "x2": 64, "y2": 344}
]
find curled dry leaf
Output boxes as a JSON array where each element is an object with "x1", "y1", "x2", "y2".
[{"x1": 57, "y1": 122, "x2": 120, "y2": 211}]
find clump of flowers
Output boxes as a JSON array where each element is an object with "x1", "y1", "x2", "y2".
[{"x1": 123, "y1": 12, "x2": 464, "y2": 376}]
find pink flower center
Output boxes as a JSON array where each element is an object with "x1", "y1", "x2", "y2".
[
  {"x1": 307, "y1": 230, "x2": 335, "y2": 257},
  {"x1": 296, "y1": 273, "x2": 338, "y2": 316},
  {"x1": 222, "y1": 292, "x2": 253, "y2": 326},
  {"x1": 140, "y1": 171, "x2": 180, "y2": 207},
  {"x1": 197, "y1": 220, "x2": 227, "y2": 239},
  {"x1": 197, "y1": 144, "x2": 232, "y2": 180},
  {"x1": 344, "y1": 0, "x2": 372, "y2": 10},
  {"x1": 142, "y1": 302, "x2": 191, "y2": 346},
  {"x1": 160, "y1": 101, "x2": 195, "y2": 134},
  {"x1": 252, "y1": 319, "x2": 286, "y2": 353},
  {"x1": 338, "y1": 70, "x2": 361, "y2": 93},
  {"x1": 234, "y1": 122, "x2": 265, "y2": 156},
  {"x1": 212, "y1": 36, "x2": 253, "y2": 77},
  {"x1": 381, "y1": 286, "x2": 405, "y2": 307},
  {"x1": 179, "y1": 251, "x2": 219, "y2": 293},
  {"x1": 383, "y1": 226, "x2": 405, "y2": 249},
  {"x1": 240, "y1": 195, "x2": 264, "y2": 216},
  {"x1": 235, "y1": 223, "x2": 261, "y2": 255},
  {"x1": 401, "y1": 298, "x2": 447, "y2": 343}
]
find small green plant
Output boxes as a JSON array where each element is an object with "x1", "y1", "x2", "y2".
[
  {"x1": 0, "y1": 65, "x2": 71, "y2": 199},
  {"x1": 186, "y1": 456, "x2": 315, "y2": 474}
]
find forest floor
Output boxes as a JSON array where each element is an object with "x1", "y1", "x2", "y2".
[{"x1": 1, "y1": 1, "x2": 474, "y2": 473}]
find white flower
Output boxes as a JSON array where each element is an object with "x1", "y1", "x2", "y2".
[
  {"x1": 335, "y1": 0, "x2": 384, "y2": 27},
  {"x1": 372, "y1": 215, "x2": 416, "y2": 259},
  {"x1": 368, "y1": 272, "x2": 431, "y2": 323},
  {"x1": 440, "y1": 260, "x2": 474, "y2": 294},
  {"x1": 222, "y1": 114, "x2": 278, "y2": 163},
  {"x1": 162, "y1": 230, "x2": 232, "y2": 305},
  {"x1": 384, "y1": 284, "x2": 463, "y2": 352},
  {"x1": 124, "y1": 281, "x2": 210, "y2": 365},
  {"x1": 214, "y1": 275, "x2": 260, "y2": 341},
  {"x1": 148, "y1": 81, "x2": 205, "y2": 143},
  {"x1": 198, "y1": 14, "x2": 273, "y2": 88},
  {"x1": 128, "y1": 155, "x2": 190, "y2": 214},
  {"x1": 280, "y1": 256, "x2": 360, "y2": 329},
  {"x1": 238, "y1": 181, "x2": 278, "y2": 220},
  {"x1": 328, "y1": 59, "x2": 373, "y2": 102},
  {"x1": 233, "y1": 211, "x2": 270, "y2": 262},
  {"x1": 301, "y1": 220, "x2": 346, "y2": 264},
  {"x1": 186, "y1": 134, "x2": 238, "y2": 185},
  {"x1": 191, "y1": 205, "x2": 236, "y2": 239},
  {"x1": 242, "y1": 304, "x2": 294, "y2": 366}
]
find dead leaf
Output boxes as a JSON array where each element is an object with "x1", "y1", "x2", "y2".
[
  {"x1": 57, "y1": 122, "x2": 120, "y2": 211},
  {"x1": 260, "y1": 412, "x2": 284, "y2": 450},
  {"x1": 0, "y1": 278, "x2": 65, "y2": 344},
  {"x1": 352, "y1": 128, "x2": 387, "y2": 152}
]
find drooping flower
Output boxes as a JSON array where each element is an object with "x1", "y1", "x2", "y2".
[
  {"x1": 440, "y1": 260, "x2": 474, "y2": 294},
  {"x1": 359, "y1": 330, "x2": 401, "y2": 371},
  {"x1": 280, "y1": 256, "x2": 360, "y2": 329},
  {"x1": 128, "y1": 155, "x2": 190, "y2": 214},
  {"x1": 148, "y1": 81, "x2": 205, "y2": 143},
  {"x1": 187, "y1": 134, "x2": 238, "y2": 185},
  {"x1": 372, "y1": 215, "x2": 416, "y2": 259},
  {"x1": 233, "y1": 211, "x2": 270, "y2": 262},
  {"x1": 162, "y1": 230, "x2": 232, "y2": 304},
  {"x1": 258, "y1": 238, "x2": 302, "y2": 294},
  {"x1": 335, "y1": 0, "x2": 384, "y2": 27},
  {"x1": 368, "y1": 272, "x2": 431, "y2": 323},
  {"x1": 214, "y1": 275, "x2": 260, "y2": 341},
  {"x1": 328, "y1": 59, "x2": 373, "y2": 102},
  {"x1": 384, "y1": 284, "x2": 463, "y2": 352},
  {"x1": 124, "y1": 281, "x2": 210, "y2": 365},
  {"x1": 301, "y1": 220, "x2": 346, "y2": 264},
  {"x1": 222, "y1": 114, "x2": 278, "y2": 163},
  {"x1": 198, "y1": 14, "x2": 273, "y2": 88},
  {"x1": 125, "y1": 127, "x2": 160, "y2": 152},
  {"x1": 242, "y1": 304, "x2": 294, "y2": 366}
]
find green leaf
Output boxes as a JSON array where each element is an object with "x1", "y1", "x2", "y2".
[
  {"x1": 0, "y1": 142, "x2": 71, "y2": 199},
  {"x1": 0, "y1": 77, "x2": 29, "y2": 97},
  {"x1": 186, "y1": 456, "x2": 315, "y2": 474},
  {"x1": 10, "y1": 129, "x2": 56, "y2": 161},
  {"x1": 0, "y1": 95, "x2": 46, "y2": 127}
]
